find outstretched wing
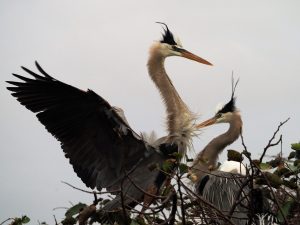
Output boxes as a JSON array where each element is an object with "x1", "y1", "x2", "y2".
[{"x1": 7, "y1": 61, "x2": 149, "y2": 190}]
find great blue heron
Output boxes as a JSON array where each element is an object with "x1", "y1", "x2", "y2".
[
  {"x1": 190, "y1": 78, "x2": 249, "y2": 224},
  {"x1": 190, "y1": 80, "x2": 277, "y2": 225},
  {"x1": 7, "y1": 24, "x2": 212, "y2": 213}
]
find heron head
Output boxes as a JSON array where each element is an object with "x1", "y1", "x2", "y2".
[
  {"x1": 153, "y1": 22, "x2": 212, "y2": 66},
  {"x1": 196, "y1": 78, "x2": 240, "y2": 128},
  {"x1": 196, "y1": 100, "x2": 238, "y2": 129}
]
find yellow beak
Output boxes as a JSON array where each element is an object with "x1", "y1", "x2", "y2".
[
  {"x1": 180, "y1": 49, "x2": 213, "y2": 66},
  {"x1": 195, "y1": 117, "x2": 217, "y2": 129}
]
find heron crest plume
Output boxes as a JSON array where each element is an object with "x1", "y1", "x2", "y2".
[{"x1": 156, "y1": 22, "x2": 178, "y2": 46}]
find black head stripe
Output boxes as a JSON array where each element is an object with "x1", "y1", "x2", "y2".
[
  {"x1": 156, "y1": 22, "x2": 177, "y2": 45},
  {"x1": 218, "y1": 97, "x2": 236, "y2": 114},
  {"x1": 217, "y1": 76, "x2": 239, "y2": 114}
]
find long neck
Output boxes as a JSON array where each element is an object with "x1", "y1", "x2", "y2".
[
  {"x1": 192, "y1": 113, "x2": 242, "y2": 178},
  {"x1": 147, "y1": 46, "x2": 192, "y2": 134},
  {"x1": 147, "y1": 44, "x2": 194, "y2": 154}
]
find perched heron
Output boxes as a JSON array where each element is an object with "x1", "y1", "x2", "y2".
[
  {"x1": 191, "y1": 79, "x2": 277, "y2": 225},
  {"x1": 7, "y1": 24, "x2": 212, "y2": 213},
  {"x1": 190, "y1": 78, "x2": 249, "y2": 224}
]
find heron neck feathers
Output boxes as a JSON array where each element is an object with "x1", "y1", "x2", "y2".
[
  {"x1": 147, "y1": 43, "x2": 195, "y2": 155},
  {"x1": 192, "y1": 113, "x2": 242, "y2": 179}
]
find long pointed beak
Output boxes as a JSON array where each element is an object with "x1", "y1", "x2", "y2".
[
  {"x1": 195, "y1": 117, "x2": 217, "y2": 129},
  {"x1": 180, "y1": 49, "x2": 213, "y2": 66}
]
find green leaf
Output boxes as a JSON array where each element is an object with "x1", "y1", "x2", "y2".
[
  {"x1": 21, "y1": 216, "x2": 30, "y2": 224},
  {"x1": 294, "y1": 159, "x2": 300, "y2": 167},
  {"x1": 274, "y1": 167, "x2": 290, "y2": 177},
  {"x1": 259, "y1": 163, "x2": 272, "y2": 170},
  {"x1": 65, "y1": 202, "x2": 87, "y2": 218},
  {"x1": 291, "y1": 143, "x2": 300, "y2": 151},
  {"x1": 227, "y1": 149, "x2": 243, "y2": 162},
  {"x1": 170, "y1": 152, "x2": 183, "y2": 160},
  {"x1": 277, "y1": 200, "x2": 294, "y2": 223},
  {"x1": 259, "y1": 172, "x2": 283, "y2": 188},
  {"x1": 288, "y1": 151, "x2": 296, "y2": 159},
  {"x1": 179, "y1": 163, "x2": 188, "y2": 175},
  {"x1": 162, "y1": 159, "x2": 176, "y2": 173}
]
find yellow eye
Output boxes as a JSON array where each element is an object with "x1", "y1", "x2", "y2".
[{"x1": 216, "y1": 113, "x2": 222, "y2": 118}]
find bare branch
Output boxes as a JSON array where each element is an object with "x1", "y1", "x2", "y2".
[
  {"x1": 53, "y1": 215, "x2": 58, "y2": 225},
  {"x1": 241, "y1": 131, "x2": 290, "y2": 225},
  {"x1": 177, "y1": 174, "x2": 186, "y2": 225},
  {"x1": 259, "y1": 118, "x2": 290, "y2": 162},
  {"x1": 0, "y1": 218, "x2": 13, "y2": 225},
  {"x1": 125, "y1": 173, "x2": 166, "y2": 199},
  {"x1": 61, "y1": 181, "x2": 119, "y2": 195},
  {"x1": 180, "y1": 180, "x2": 236, "y2": 225}
]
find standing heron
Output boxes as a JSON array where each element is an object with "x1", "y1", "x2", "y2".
[
  {"x1": 7, "y1": 24, "x2": 212, "y2": 213},
  {"x1": 190, "y1": 79, "x2": 277, "y2": 225},
  {"x1": 190, "y1": 78, "x2": 249, "y2": 225}
]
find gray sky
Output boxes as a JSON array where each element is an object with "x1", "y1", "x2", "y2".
[{"x1": 1, "y1": 0, "x2": 299, "y2": 223}]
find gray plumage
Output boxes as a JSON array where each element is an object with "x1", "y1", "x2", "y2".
[{"x1": 197, "y1": 171, "x2": 249, "y2": 225}]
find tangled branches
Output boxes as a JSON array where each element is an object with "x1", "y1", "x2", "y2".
[{"x1": 2, "y1": 119, "x2": 299, "y2": 225}]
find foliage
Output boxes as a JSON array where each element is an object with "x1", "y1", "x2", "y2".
[{"x1": 0, "y1": 216, "x2": 30, "y2": 225}]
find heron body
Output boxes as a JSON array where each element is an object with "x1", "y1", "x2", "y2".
[{"x1": 7, "y1": 24, "x2": 212, "y2": 213}]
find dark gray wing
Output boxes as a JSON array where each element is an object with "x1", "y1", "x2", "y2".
[
  {"x1": 101, "y1": 150, "x2": 165, "y2": 211},
  {"x1": 7, "y1": 61, "x2": 149, "y2": 190}
]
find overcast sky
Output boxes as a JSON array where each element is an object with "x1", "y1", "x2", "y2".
[{"x1": 1, "y1": 0, "x2": 299, "y2": 224}]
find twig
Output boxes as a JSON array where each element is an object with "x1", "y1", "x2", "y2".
[
  {"x1": 177, "y1": 174, "x2": 186, "y2": 225},
  {"x1": 180, "y1": 181, "x2": 236, "y2": 225},
  {"x1": 168, "y1": 192, "x2": 177, "y2": 225},
  {"x1": 259, "y1": 118, "x2": 290, "y2": 163},
  {"x1": 61, "y1": 181, "x2": 119, "y2": 195},
  {"x1": 190, "y1": 166, "x2": 245, "y2": 179},
  {"x1": 260, "y1": 171, "x2": 290, "y2": 225},
  {"x1": 0, "y1": 218, "x2": 13, "y2": 225},
  {"x1": 157, "y1": 191, "x2": 177, "y2": 225},
  {"x1": 126, "y1": 174, "x2": 166, "y2": 199},
  {"x1": 241, "y1": 130, "x2": 290, "y2": 225},
  {"x1": 227, "y1": 174, "x2": 251, "y2": 220},
  {"x1": 53, "y1": 215, "x2": 58, "y2": 225},
  {"x1": 53, "y1": 207, "x2": 69, "y2": 211}
]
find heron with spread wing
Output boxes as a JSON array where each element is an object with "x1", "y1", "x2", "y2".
[{"x1": 7, "y1": 24, "x2": 212, "y2": 213}]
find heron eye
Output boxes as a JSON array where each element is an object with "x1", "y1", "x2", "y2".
[
  {"x1": 216, "y1": 113, "x2": 222, "y2": 118},
  {"x1": 172, "y1": 45, "x2": 181, "y2": 51}
]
